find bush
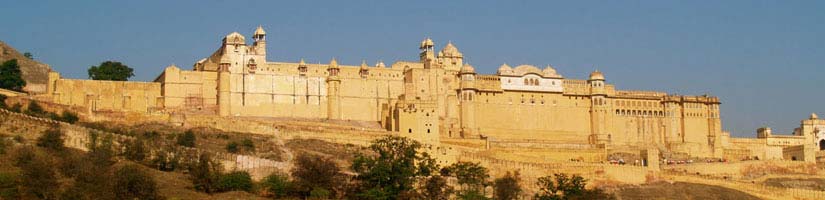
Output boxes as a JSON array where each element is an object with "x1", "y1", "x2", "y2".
[
  {"x1": 0, "y1": 138, "x2": 7, "y2": 155},
  {"x1": 241, "y1": 138, "x2": 255, "y2": 152},
  {"x1": 10, "y1": 103, "x2": 21, "y2": 112},
  {"x1": 151, "y1": 147, "x2": 181, "y2": 172},
  {"x1": 0, "y1": 94, "x2": 6, "y2": 108},
  {"x1": 218, "y1": 171, "x2": 254, "y2": 192},
  {"x1": 13, "y1": 135, "x2": 23, "y2": 143},
  {"x1": 493, "y1": 171, "x2": 522, "y2": 200},
  {"x1": 189, "y1": 153, "x2": 223, "y2": 193},
  {"x1": 292, "y1": 153, "x2": 342, "y2": 197},
  {"x1": 262, "y1": 172, "x2": 292, "y2": 198},
  {"x1": 123, "y1": 138, "x2": 147, "y2": 162},
  {"x1": 309, "y1": 187, "x2": 331, "y2": 199},
  {"x1": 15, "y1": 148, "x2": 59, "y2": 199},
  {"x1": 0, "y1": 172, "x2": 19, "y2": 199},
  {"x1": 177, "y1": 130, "x2": 196, "y2": 147},
  {"x1": 113, "y1": 165, "x2": 162, "y2": 200},
  {"x1": 26, "y1": 102, "x2": 45, "y2": 116},
  {"x1": 534, "y1": 173, "x2": 615, "y2": 200},
  {"x1": 422, "y1": 175, "x2": 453, "y2": 200},
  {"x1": 59, "y1": 111, "x2": 79, "y2": 124},
  {"x1": 226, "y1": 141, "x2": 239, "y2": 153},
  {"x1": 0, "y1": 59, "x2": 26, "y2": 91},
  {"x1": 36, "y1": 127, "x2": 64, "y2": 151}
]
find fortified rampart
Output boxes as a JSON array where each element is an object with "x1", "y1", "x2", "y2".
[{"x1": 0, "y1": 108, "x2": 287, "y2": 180}]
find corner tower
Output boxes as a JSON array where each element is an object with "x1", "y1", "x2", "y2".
[
  {"x1": 252, "y1": 26, "x2": 267, "y2": 56},
  {"x1": 589, "y1": 70, "x2": 609, "y2": 145},
  {"x1": 419, "y1": 38, "x2": 436, "y2": 68},
  {"x1": 459, "y1": 64, "x2": 477, "y2": 137},
  {"x1": 327, "y1": 58, "x2": 341, "y2": 120}
]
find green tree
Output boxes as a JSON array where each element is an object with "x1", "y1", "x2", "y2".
[
  {"x1": 0, "y1": 59, "x2": 26, "y2": 91},
  {"x1": 422, "y1": 175, "x2": 453, "y2": 200},
  {"x1": 218, "y1": 171, "x2": 254, "y2": 192},
  {"x1": 493, "y1": 171, "x2": 522, "y2": 200},
  {"x1": 292, "y1": 153, "x2": 343, "y2": 198},
  {"x1": 442, "y1": 162, "x2": 490, "y2": 192},
  {"x1": 87, "y1": 61, "x2": 134, "y2": 81},
  {"x1": 113, "y1": 165, "x2": 162, "y2": 200},
  {"x1": 534, "y1": 173, "x2": 614, "y2": 200},
  {"x1": 23, "y1": 52, "x2": 33, "y2": 59},
  {"x1": 351, "y1": 136, "x2": 438, "y2": 199},
  {"x1": 36, "y1": 126, "x2": 64, "y2": 152},
  {"x1": 177, "y1": 130, "x2": 196, "y2": 147},
  {"x1": 189, "y1": 153, "x2": 223, "y2": 193},
  {"x1": 261, "y1": 172, "x2": 292, "y2": 198}
]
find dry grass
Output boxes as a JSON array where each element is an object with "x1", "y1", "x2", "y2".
[
  {"x1": 285, "y1": 138, "x2": 372, "y2": 171},
  {"x1": 612, "y1": 181, "x2": 761, "y2": 200},
  {"x1": 763, "y1": 177, "x2": 825, "y2": 191}
]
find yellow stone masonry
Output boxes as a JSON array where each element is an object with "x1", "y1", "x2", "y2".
[{"x1": 36, "y1": 26, "x2": 825, "y2": 161}]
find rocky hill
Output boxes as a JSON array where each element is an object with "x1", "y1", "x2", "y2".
[{"x1": 0, "y1": 41, "x2": 52, "y2": 94}]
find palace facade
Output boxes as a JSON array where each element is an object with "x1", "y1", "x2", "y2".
[{"x1": 43, "y1": 27, "x2": 824, "y2": 160}]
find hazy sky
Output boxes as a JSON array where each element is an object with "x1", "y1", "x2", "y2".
[{"x1": 1, "y1": 1, "x2": 822, "y2": 137}]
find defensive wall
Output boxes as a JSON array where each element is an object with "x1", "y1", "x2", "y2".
[
  {"x1": 664, "y1": 172, "x2": 825, "y2": 200},
  {"x1": 0, "y1": 108, "x2": 287, "y2": 180}
]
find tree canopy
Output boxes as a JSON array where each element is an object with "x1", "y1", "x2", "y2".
[
  {"x1": 0, "y1": 59, "x2": 26, "y2": 91},
  {"x1": 87, "y1": 61, "x2": 134, "y2": 81},
  {"x1": 351, "y1": 136, "x2": 438, "y2": 199}
]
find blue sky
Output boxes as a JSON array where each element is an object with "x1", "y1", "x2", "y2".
[{"x1": 1, "y1": 1, "x2": 822, "y2": 137}]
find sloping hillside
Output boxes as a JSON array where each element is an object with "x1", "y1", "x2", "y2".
[{"x1": 0, "y1": 41, "x2": 52, "y2": 94}]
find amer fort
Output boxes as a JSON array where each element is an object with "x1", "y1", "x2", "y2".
[{"x1": 3, "y1": 26, "x2": 825, "y2": 199}]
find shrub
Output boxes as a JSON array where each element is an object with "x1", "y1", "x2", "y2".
[
  {"x1": 189, "y1": 153, "x2": 223, "y2": 193},
  {"x1": 59, "y1": 111, "x2": 79, "y2": 124},
  {"x1": 0, "y1": 59, "x2": 26, "y2": 91},
  {"x1": 0, "y1": 138, "x2": 7, "y2": 155},
  {"x1": 36, "y1": 127, "x2": 64, "y2": 151},
  {"x1": 218, "y1": 171, "x2": 254, "y2": 192},
  {"x1": 422, "y1": 175, "x2": 453, "y2": 200},
  {"x1": 10, "y1": 103, "x2": 21, "y2": 112},
  {"x1": 534, "y1": 173, "x2": 615, "y2": 200},
  {"x1": 123, "y1": 138, "x2": 147, "y2": 162},
  {"x1": 226, "y1": 141, "x2": 239, "y2": 153},
  {"x1": 309, "y1": 187, "x2": 331, "y2": 199},
  {"x1": 113, "y1": 165, "x2": 162, "y2": 200},
  {"x1": 241, "y1": 138, "x2": 255, "y2": 152},
  {"x1": 151, "y1": 147, "x2": 181, "y2": 172},
  {"x1": 26, "y1": 101, "x2": 45, "y2": 116},
  {"x1": 15, "y1": 148, "x2": 59, "y2": 199},
  {"x1": 493, "y1": 171, "x2": 522, "y2": 200},
  {"x1": 13, "y1": 135, "x2": 23, "y2": 143},
  {"x1": 0, "y1": 94, "x2": 6, "y2": 108},
  {"x1": 176, "y1": 130, "x2": 196, "y2": 147},
  {"x1": 292, "y1": 153, "x2": 342, "y2": 197},
  {"x1": 0, "y1": 172, "x2": 19, "y2": 199},
  {"x1": 262, "y1": 172, "x2": 292, "y2": 198}
]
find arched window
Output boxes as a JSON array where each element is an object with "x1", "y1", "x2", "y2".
[
  {"x1": 819, "y1": 140, "x2": 825, "y2": 150},
  {"x1": 408, "y1": 129, "x2": 412, "y2": 133}
]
